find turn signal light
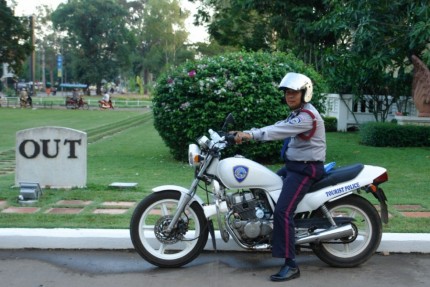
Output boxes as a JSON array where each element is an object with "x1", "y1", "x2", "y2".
[
  {"x1": 193, "y1": 155, "x2": 202, "y2": 164},
  {"x1": 367, "y1": 184, "x2": 378, "y2": 193}
]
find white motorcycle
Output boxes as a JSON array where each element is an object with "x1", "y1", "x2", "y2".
[{"x1": 130, "y1": 114, "x2": 389, "y2": 268}]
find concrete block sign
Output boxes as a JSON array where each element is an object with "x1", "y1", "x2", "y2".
[{"x1": 15, "y1": 127, "x2": 87, "y2": 188}]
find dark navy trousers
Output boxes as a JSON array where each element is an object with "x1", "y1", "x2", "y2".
[{"x1": 272, "y1": 161, "x2": 325, "y2": 259}]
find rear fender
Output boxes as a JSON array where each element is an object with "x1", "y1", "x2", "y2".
[{"x1": 366, "y1": 186, "x2": 389, "y2": 224}]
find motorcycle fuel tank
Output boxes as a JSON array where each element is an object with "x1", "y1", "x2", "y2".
[{"x1": 216, "y1": 156, "x2": 282, "y2": 191}]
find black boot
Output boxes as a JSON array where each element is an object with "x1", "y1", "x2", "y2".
[{"x1": 270, "y1": 265, "x2": 300, "y2": 282}]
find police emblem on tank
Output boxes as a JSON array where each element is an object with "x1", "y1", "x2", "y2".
[{"x1": 233, "y1": 165, "x2": 249, "y2": 183}]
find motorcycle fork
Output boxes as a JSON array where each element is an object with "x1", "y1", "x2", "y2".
[
  {"x1": 166, "y1": 154, "x2": 214, "y2": 232},
  {"x1": 165, "y1": 178, "x2": 199, "y2": 233}
]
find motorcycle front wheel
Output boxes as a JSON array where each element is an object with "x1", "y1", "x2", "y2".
[
  {"x1": 311, "y1": 195, "x2": 382, "y2": 267},
  {"x1": 130, "y1": 190, "x2": 209, "y2": 268}
]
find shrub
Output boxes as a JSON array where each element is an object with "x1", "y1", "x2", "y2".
[
  {"x1": 153, "y1": 51, "x2": 328, "y2": 162},
  {"x1": 360, "y1": 122, "x2": 430, "y2": 147},
  {"x1": 323, "y1": 116, "x2": 338, "y2": 132}
]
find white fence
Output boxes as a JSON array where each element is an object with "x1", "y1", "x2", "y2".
[
  {"x1": 324, "y1": 94, "x2": 418, "y2": 131},
  {"x1": 0, "y1": 96, "x2": 151, "y2": 109},
  {"x1": 1, "y1": 93, "x2": 420, "y2": 131}
]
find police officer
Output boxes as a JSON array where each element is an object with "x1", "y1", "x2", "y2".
[{"x1": 234, "y1": 72, "x2": 326, "y2": 282}]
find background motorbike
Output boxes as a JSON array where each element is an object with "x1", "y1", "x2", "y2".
[
  {"x1": 65, "y1": 96, "x2": 89, "y2": 110},
  {"x1": 130, "y1": 114, "x2": 389, "y2": 268},
  {"x1": 99, "y1": 99, "x2": 114, "y2": 109}
]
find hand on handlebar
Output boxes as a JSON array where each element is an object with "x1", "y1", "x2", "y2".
[{"x1": 229, "y1": 131, "x2": 252, "y2": 144}]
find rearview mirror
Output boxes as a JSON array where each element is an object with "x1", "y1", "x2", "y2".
[{"x1": 221, "y1": 113, "x2": 235, "y2": 131}]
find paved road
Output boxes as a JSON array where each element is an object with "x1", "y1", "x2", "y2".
[{"x1": 0, "y1": 250, "x2": 429, "y2": 287}]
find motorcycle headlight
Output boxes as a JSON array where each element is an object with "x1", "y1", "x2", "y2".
[{"x1": 188, "y1": 144, "x2": 202, "y2": 167}]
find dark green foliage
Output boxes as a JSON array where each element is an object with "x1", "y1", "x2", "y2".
[
  {"x1": 323, "y1": 117, "x2": 338, "y2": 132},
  {"x1": 152, "y1": 51, "x2": 327, "y2": 162},
  {"x1": 360, "y1": 122, "x2": 430, "y2": 147},
  {"x1": 0, "y1": 0, "x2": 32, "y2": 75}
]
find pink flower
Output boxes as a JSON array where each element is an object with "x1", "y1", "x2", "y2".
[{"x1": 188, "y1": 70, "x2": 196, "y2": 77}]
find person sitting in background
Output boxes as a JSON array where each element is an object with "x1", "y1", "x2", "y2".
[
  {"x1": 99, "y1": 91, "x2": 113, "y2": 109},
  {"x1": 72, "y1": 89, "x2": 79, "y2": 103},
  {"x1": 102, "y1": 91, "x2": 110, "y2": 103}
]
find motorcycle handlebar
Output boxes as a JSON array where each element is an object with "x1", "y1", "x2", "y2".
[
  {"x1": 225, "y1": 133, "x2": 237, "y2": 146},
  {"x1": 216, "y1": 131, "x2": 237, "y2": 146}
]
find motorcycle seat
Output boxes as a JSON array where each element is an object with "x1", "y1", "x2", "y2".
[{"x1": 308, "y1": 163, "x2": 364, "y2": 193}]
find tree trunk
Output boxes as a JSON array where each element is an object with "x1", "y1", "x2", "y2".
[
  {"x1": 96, "y1": 83, "x2": 102, "y2": 95},
  {"x1": 144, "y1": 69, "x2": 149, "y2": 95}
]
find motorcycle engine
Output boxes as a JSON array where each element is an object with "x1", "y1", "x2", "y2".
[{"x1": 226, "y1": 190, "x2": 273, "y2": 242}]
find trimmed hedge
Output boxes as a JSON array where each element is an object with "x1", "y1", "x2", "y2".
[
  {"x1": 360, "y1": 122, "x2": 430, "y2": 147},
  {"x1": 323, "y1": 116, "x2": 338, "y2": 132},
  {"x1": 152, "y1": 51, "x2": 328, "y2": 162}
]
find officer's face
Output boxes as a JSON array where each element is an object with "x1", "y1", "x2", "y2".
[{"x1": 284, "y1": 89, "x2": 302, "y2": 110}]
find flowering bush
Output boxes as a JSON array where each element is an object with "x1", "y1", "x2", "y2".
[{"x1": 153, "y1": 51, "x2": 328, "y2": 162}]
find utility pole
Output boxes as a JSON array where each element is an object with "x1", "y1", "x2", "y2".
[
  {"x1": 41, "y1": 46, "x2": 46, "y2": 92},
  {"x1": 29, "y1": 15, "x2": 36, "y2": 96}
]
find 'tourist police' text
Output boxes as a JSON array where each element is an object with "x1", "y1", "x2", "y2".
[{"x1": 326, "y1": 182, "x2": 360, "y2": 197}]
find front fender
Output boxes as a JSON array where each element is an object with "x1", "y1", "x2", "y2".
[
  {"x1": 152, "y1": 185, "x2": 205, "y2": 206},
  {"x1": 152, "y1": 185, "x2": 227, "y2": 218}
]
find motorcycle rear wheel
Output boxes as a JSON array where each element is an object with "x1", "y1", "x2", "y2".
[
  {"x1": 80, "y1": 103, "x2": 89, "y2": 110},
  {"x1": 310, "y1": 195, "x2": 382, "y2": 267},
  {"x1": 130, "y1": 191, "x2": 208, "y2": 268}
]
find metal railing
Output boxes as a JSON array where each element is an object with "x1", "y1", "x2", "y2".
[{"x1": 0, "y1": 97, "x2": 152, "y2": 109}]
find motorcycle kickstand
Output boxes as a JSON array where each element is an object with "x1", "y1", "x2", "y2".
[{"x1": 208, "y1": 220, "x2": 217, "y2": 253}]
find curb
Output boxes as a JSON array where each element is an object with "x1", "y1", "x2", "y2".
[{"x1": 0, "y1": 229, "x2": 429, "y2": 253}]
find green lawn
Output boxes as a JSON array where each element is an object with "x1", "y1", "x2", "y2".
[{"x1": 0, "y1": 108, "x2": 429, "y2": 232}]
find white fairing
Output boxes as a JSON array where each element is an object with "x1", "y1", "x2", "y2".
[
  {"x1": 269, "y1": 165, "x2": 387, "y2": 213},
  {"x1": 216, "y1": 157, "x2": 283, "y2": 191}
]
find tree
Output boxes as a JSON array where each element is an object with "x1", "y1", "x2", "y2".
[
  {"x1": 319, "y1": 0, "x2": 430, "y2": 121},
  {"x1": 131, "y1": 0, "x2": 194, "y2": 94},
  {"x1": 193, "y1": 40, "x2": 240, "y2": 57},
  {"x1": 51, "y1": 0, "x2": 134, "y2": 94},
  {"x1": 192, "y1": 0, "x2": 333, "y2": 69},
  {"x1": 192, "y1": 0, "x2": 430, "y2": 121},
  {"x1": 0, "y1": 0, "x2": 32, "y2": 76},
  {"x1": 201, "y1": 1, "x2": 275, "y2": 51},
  {"x1": 33, "y1": 5, "x2": 60, "y2": 91}
]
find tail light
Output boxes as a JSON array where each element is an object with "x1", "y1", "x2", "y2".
[{"x1": 373, "y1": 171, "x2": 388, "y2": 185}]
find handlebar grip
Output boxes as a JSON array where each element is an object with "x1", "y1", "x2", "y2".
[{"x1": 226, "y1": 133, "x2": 237, "y2": 145}]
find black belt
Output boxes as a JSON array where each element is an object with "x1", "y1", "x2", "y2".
[{"x1": 286, "y1": 160, "x2": 323, "y2": 164}]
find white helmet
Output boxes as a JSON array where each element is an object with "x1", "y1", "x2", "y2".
[{"x1": 278, "y1": 72, "x2": 313, "y2": 103}]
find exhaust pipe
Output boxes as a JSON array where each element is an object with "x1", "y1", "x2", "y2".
[{"x1": 296, "y1": 224, "x2": 354, "y2": 245}]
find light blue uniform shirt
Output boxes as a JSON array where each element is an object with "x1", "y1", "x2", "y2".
[{"x1": 246, "y1": 103, "x2": 326, "y2": 162}]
